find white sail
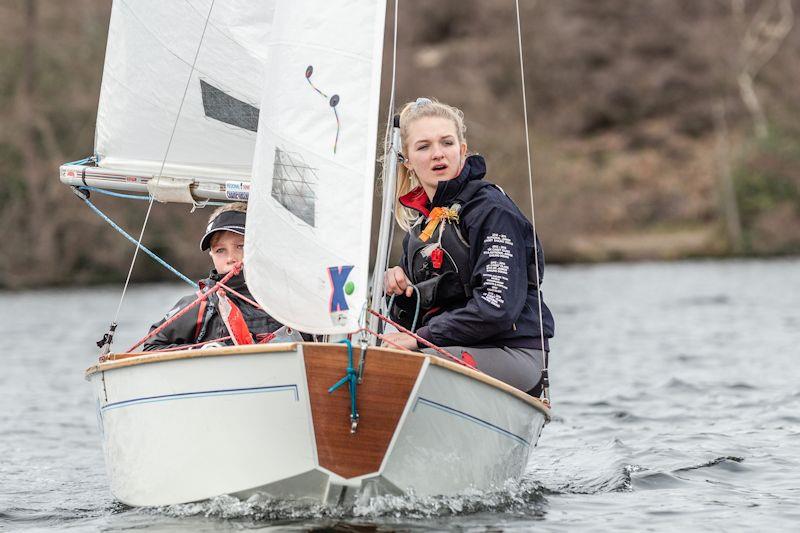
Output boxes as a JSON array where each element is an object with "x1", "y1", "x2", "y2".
[
  {"x1": 245, "y1": 0, "x2": 386, "y2": 334},
  {"x1": 94, "y1": 0, "x2": 274, "y2": 182}
]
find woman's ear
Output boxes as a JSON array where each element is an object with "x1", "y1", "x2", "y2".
[{"x1": 460, "y1": 142, "x2": 468, "y2": 161}]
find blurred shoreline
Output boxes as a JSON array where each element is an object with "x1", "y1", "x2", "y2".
[{"x1": 1, "y1": 0, "x2": 799, "y2": 288}]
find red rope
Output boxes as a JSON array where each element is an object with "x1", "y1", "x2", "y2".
[
  {"x1": 358, "y1": 326, "x2": 415, "y2": 352},
  {"x1": 124, "y1": 264, "x2": 242, "y2": 353},
  {"x1": 102, "y1": 336, "x2": 233, "y2": 361},
  {"x1": 116, "y1": 263, "x2": 476, "y2": 372},
  {"x1": 366, "y1": 309, "x2": 476, "y2": 369},
  {"x1": 215, "y1": 281, "x2": 263, "y2": 310}
]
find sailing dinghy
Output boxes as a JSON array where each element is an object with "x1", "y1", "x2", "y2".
[{"x1": 65, "y1": 0, "x2": 551, "y2": 507}]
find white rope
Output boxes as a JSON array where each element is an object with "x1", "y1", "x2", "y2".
[
  {"x1": 111, "y1": 0, "x2": 216, "y2": 325},
  {"x1": 514, "y1": 0, "x2": 549, "y2": 399},
  {"x1": 384, "y1": 0, "x2": 400, "y2": 263},
  {"x1": 375, "y1": 0, "x2": 400, "y2": 319}
]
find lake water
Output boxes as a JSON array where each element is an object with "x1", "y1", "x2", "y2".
[{"x1": 1, "y1": 259, "x2": 798, "y2": 531}]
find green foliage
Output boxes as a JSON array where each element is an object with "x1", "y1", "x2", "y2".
[
  {"x1": 735, "y1": 129, "x2": 800, "y2": 221},
  {"x1": 734, "y1": 127, "x2": 800, "y2": 252},
  {"x1": 0, "y1": 144, "x2": 26, "y2": 209}
]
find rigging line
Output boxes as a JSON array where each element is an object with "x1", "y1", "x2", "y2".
[
  {"x1": 157, "y1": 0, "x2": 216, "y2": 182},
  {"x1": 514, "y1": 1, "x2": 549, "y2": 372},
  {"x1": 74, "y1": 189, "x2": 197, "y2": 288},
  {"x1": 111, "y1": 0, "x2": 216, "y2": 325},
  {"x1": 383, "y1": 0, "x2": 399, "y2": 165},
  {"x1": 80, "y1": 186, "x2": 150, "y2": 202},
  {"x1": 112, "y1": 196, "x2": 155, "y2": 324},
  {"x1": 64, "y1": 156, "x2": 94, "y2": 166},
  {"x1": 80, "y1": 185, "x2": 226, "y2": 205},
  {"x1": 385, "y1": 0, "x2": 400, "y2": 263}
]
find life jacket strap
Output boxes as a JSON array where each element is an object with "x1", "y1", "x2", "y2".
[
  {"x1": 193, "y1": 285, "x2": 208, "y2": 341},
  {"x1": 217, "y1": 293, "x2": 254, "y2": 345},
  {"x1": 420, "y1": 206, "x2": 460, "y2": 242}
]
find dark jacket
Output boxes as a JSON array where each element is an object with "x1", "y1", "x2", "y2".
[
  {"x1": 143, "y1": 270, "x2": 283, "y2": 351},
  {"x1": 398, "y1": 154, "x2": 555, "y2": 350}
]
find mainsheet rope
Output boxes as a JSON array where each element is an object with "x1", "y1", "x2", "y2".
[{"x1": 514, "y1": 0, "x2": 551, "y2": 404}]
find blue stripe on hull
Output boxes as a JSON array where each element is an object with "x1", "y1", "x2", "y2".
[
  {"x1": 414, "y1": 397, "x2": 530, "y2": 447},
  {"x1": 101, "y1": 384, "x2": 299, "y2": 411}
]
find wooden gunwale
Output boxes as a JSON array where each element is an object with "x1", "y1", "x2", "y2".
[
  {"x1": 84, "y1": 343, "x2": 550, "y2": 419},
  {"x1": 84, "y1": 342, "x2": 299, "y2": 377}
]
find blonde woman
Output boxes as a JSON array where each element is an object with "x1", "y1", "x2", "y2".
[{"x1": 382, "y1": 98, "x2": 554, "y2": 396}]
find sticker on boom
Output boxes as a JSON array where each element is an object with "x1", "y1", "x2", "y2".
[{"x1": 225, "y1": 181, "x2": 250, "y2": 201}]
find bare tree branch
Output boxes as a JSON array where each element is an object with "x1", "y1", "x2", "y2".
[{"x1": 733, "y1": 0, "x2": 794, "y2": 138}]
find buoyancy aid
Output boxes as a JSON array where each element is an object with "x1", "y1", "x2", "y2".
[
  {"x1": 193, "y1": 273, "x2": 273, "y2": 343},
  {"x1": 391, "y1": 180, "x2": 543, "y2": 331},
  {"x1": 391, "y1": 181, "x2": 485, "y2": 329}
]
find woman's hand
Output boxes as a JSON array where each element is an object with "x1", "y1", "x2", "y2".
[
  {"x1": 384, "y1": 266, "x2": 414, "y2": 297},
  {"x1": 381, "y1": 332, "x2": 419, "y2": 350}
]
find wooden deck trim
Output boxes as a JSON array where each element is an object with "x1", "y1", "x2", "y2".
[
  {"x1": 372, "y1": 346, "x2": 551, "y2": 419},
  {"x1": 84, "y1": 343, "x2": 299, "y2": 377},
  {"x1": 426, "y1": 356, "x2": 551, "y2": 418}
]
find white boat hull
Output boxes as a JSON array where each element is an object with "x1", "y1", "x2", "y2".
[{"x1": 88, "y1": 343, "x2": 549, "y2": 506}]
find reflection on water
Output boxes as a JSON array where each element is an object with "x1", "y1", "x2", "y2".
[{"x1": 1, "y1": 259, "x2": 799, "y2": 531}]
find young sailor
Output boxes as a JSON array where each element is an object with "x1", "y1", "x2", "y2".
[
  {"x1": 382, "y1": 98, "x2": 555, "y2": 396},
  {"x1": 143, "y1": 203, "x2": 283, "y2": 351}
]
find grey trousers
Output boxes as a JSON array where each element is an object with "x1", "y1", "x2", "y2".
[{"x1": 422, "y1": 345, "x2": 545, "y2": 392}]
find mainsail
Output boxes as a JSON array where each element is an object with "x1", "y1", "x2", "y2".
[
  {"x1": 62, "y1": 0, "x2": 274, "y2": 200},
  {"x1": 245, "y1": 1, "x2": 387, "y2": 334}
]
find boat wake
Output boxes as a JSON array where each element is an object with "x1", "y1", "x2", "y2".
[
  {"x1": 152, "y1": 479, "x2": 549, "y2": 520},
  {"x1": 629, "y1": 456, "x2": 747, "y2": 490},
  {"x1": 530, "y1": 437, "x2": 636, "y2": 494},
  {"x1": 673, "y1": 456, "x2": 744, "y2": 472},
  {"x1": 354, "y1": 478, "x2": 549, "y2": 519}
]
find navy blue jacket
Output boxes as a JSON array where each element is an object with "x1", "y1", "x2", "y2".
[{"x1": 399, "y1": 155, "x2": 555, "y2": 350}]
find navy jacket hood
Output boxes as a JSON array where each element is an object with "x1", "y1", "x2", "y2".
[{"x1": 430, "y1": 154, "x2": 487, "y2": 208}]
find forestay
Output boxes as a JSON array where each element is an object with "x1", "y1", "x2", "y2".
[
  {"x1": 95, "y1": 0, "x2": 273, "y2": 183},
  {"x1": 245, "y1": 0, "x2": 386, "y2": 334}
]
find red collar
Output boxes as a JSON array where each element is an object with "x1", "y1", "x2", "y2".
[{"x1": 398, "y1": 186, "x2": 430, "y2": 217}]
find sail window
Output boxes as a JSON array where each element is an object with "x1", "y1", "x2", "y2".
[
  {"x1": 200, "y1": 80, "x2": 259, "y2": 133},
  {"x1": 272, "y1": 147, "x2": 318, "y2": 227}
]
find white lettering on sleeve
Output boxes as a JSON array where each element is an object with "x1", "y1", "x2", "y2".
[{"x1": 479, "y1": 233, "x2": 514, "y2": 308}]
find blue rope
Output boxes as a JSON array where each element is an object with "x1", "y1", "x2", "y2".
[
  {"x1": 387, "y1": 285, "x2": 421, "y2": 332},
  {"x1": 73, "y1": 188, "x2": 198, "y2": 288},
  {"x1": 79, "y1": 185, "x2": 226, "y2": 206},
  {"x1": 80, "y1": 186, "x2": 152, "y2": 201},
  {"x1": 327, "y1": 339, "x2": 359, "y2": 429},
  {"x1": 64, "y1": 156, "x2": 94, "y2": 166}
]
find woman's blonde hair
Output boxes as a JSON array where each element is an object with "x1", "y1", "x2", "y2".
[{"x1": 391, "y1": 98, "x2": 467, "y2": 230}]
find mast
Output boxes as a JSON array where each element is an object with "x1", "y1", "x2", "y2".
[{"x1": 367, "y1": 116, "x2": 401, "y2": 342}]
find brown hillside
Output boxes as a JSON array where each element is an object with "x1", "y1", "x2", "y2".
[{"x1": 1, "y1": 0, "x2": 799, "y2": 287}]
